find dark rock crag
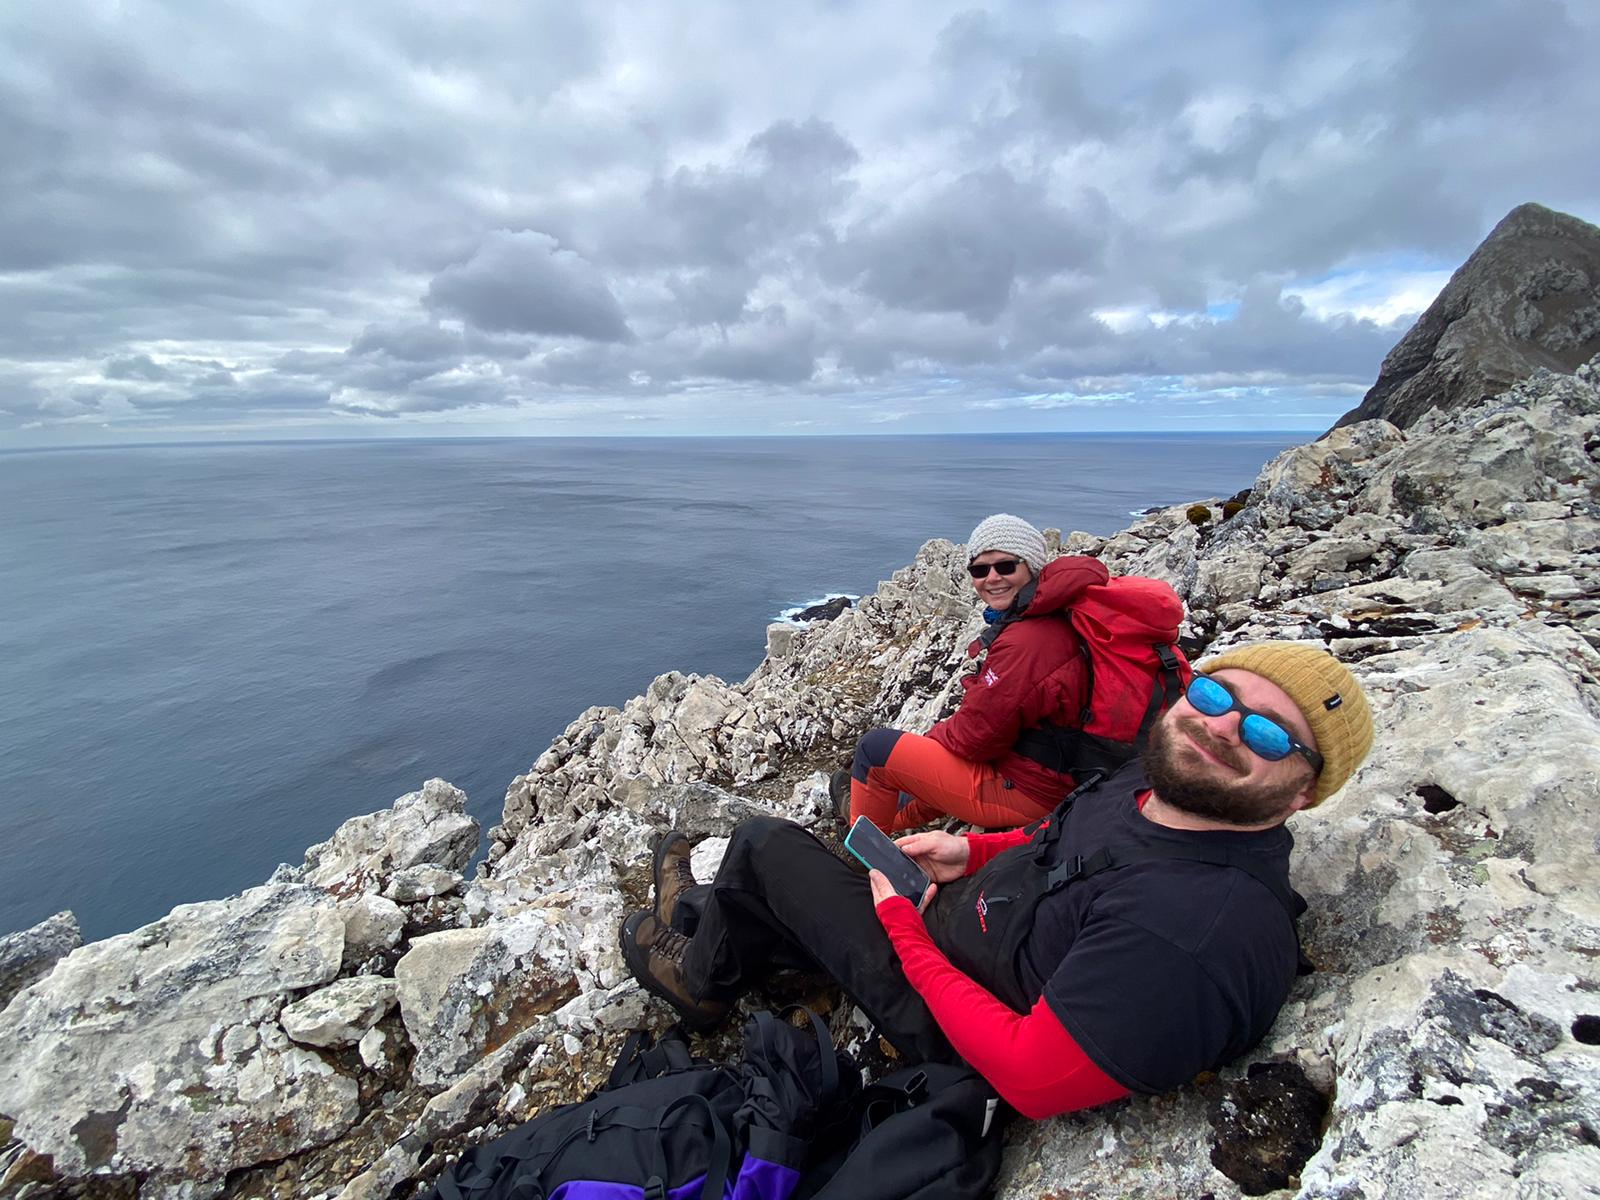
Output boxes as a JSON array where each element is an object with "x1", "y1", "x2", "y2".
[{"x1": 1334, "y1": 202, "x2": 1600, "y2": 431}]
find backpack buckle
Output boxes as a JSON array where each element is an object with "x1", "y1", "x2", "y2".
[
  {"x1": 643, "y1": 1177, "x2": 667, "y2": 1200},
  {"x1": 585, "y1": 1112, "x2": 600, "y2": 1142},
  {"x1": 902, "y1": 1071, "x2": 929, "y2": 1106},
  {"x1": 1047, "y1": 847, "x2": 1113, "y2": 890}
]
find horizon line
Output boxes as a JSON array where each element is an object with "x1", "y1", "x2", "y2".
[{"x1": 0, "y1": 427, "x2": 1319, "y2": 455}]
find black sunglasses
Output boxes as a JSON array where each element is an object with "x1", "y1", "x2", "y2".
[{"x1": 967, "y1": 559, "x2": 1023, "y2": 579}]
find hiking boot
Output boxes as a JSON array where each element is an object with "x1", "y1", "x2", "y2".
[
  {"x1": 652, "y1": 831, "x2": 697, "y2": 925},
  {"x1": 620, "y1": 910, "x2": 730, "y2": 1031},
  {"x1": 828, "y1": 769, "x2": 854, "y2": 824}
]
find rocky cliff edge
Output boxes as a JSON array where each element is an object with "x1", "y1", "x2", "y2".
[{"x1": 3, "y1": 361, "x2": 1599, "y2": 1199}]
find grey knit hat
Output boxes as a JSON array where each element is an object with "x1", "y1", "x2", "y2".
[{"x1": 965, "y1": 513, "x2": 1048, "y2": 572}]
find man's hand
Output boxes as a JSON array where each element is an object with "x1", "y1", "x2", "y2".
[
  {"x1": 894, "y1": 831, "x2": 970, "y2": 883},
  {"x1": 868, "y1": 869, "x2": 937, "y2": 914}
]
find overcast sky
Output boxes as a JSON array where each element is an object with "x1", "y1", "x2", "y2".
[{"x1": 2, "y1": 0, "x2": 1596, "y2": 445}]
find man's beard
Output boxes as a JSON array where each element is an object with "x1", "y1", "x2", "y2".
[{"x1": 1143, "y1": 716, "x2": 1310, "y2": 826}]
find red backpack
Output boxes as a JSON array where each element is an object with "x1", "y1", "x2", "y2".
[{"x1": 1009, "y1": 571, "x2": 1193, "y2": 782}]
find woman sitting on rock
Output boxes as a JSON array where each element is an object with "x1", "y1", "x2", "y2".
[{"x1": 837, "y1": 513, "x2": 1115, "y2": 833}]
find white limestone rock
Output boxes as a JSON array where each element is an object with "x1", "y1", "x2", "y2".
[
  {"x1": 339, "y1": 892, "x2": 406, "y2": 959},
  {"x1": 394, "y1": 927, "x2": 492, "y2": 1065},
  {"x1": 358, "y1": 1025, "x2": 394, "y2": 1073},
  {"x1": 383, "y1": 864, "x2": 463, "y2": 903},
  {"x1": 294, "y1": 778, "x2": 479, "y2": 896},
  {"x1": 689, "y1": 836, "x2": 731, "y2": 883},
  {"x1": 0, "y1": 909, "x2": 81, "y2": 1011},
  {"x1": 766, "y1": 622, "x2": 798, "y2": 660},
  {"x1": 281, "y1": 976, "x2": 398, "y2": 1048},
  {"x1": 395, "y1": 885, "x2": 621, "y2": 1090},
  {"x1": 0, "y1": 885, "x2": 355, "y2": 1197}
]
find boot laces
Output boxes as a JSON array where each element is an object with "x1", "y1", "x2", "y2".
[
  {"x1": 649, "y1": 922, "x2": 692, "y2": 963},
  {"x1": 670, "y1": 857, "x2": 697, "y2": 891}
]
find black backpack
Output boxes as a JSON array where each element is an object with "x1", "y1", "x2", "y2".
[
  {"x1": 795, "y1": 1062, "x2": 1006, "y2": 1200},
  {"x1": 420, "y1": 1010, "x2": 854, "y2": 1200}
]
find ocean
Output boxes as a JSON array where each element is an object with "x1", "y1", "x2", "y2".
[{"x1": 0, "y1": 433, "x2": 1299, "y2": 940}]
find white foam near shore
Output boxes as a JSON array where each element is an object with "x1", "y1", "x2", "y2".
[{"x1": 774, "y1": 592, "x2": 859, "y2": 625}]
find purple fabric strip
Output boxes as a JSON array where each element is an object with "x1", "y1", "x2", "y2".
[
  {"x1": 545, "y1": 1155, "x2": 801, "y2": 1200},
  {"x1": 730, "y1": 1155, "x2": 802, "y2": 1200}
]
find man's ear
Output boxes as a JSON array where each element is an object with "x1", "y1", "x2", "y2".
[{"x1": 1284, "y1": 784, "x2": 1317, "y2": 815}]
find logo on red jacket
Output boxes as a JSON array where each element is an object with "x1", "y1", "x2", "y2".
[
  {"x1": 975, "y1": 891, "x2": 990, "y2": 934},
  {"x1": 982, "y1": 668, "x2": 1000, "y2": 687}
]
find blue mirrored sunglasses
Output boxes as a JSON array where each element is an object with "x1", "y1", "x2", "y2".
[{"x1": 1185, "y1": 676, "x2": 1324, "y2": 774}]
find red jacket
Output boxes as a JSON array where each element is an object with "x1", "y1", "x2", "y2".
[{"x1": 926, "y1": 556, "x2": 1109, "y2": 805}]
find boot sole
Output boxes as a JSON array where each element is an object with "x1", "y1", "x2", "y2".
[
  {"x1": 652, "y1": 831, "x2": 692, "y2": 923},
  {"x1": 619, "y1": 911, "x2": 727, "y2": 1033}
]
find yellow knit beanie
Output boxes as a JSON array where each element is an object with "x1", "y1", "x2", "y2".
[{"x1": 1198, "y1": 643, "x2": 1374, "y2": 805}]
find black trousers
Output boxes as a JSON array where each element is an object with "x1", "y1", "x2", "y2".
[{"x1": 678, "y1": 816, "x2": 956, "y2": 1065}]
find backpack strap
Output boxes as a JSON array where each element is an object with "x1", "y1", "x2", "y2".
[
  {"x1": 1012, "y1": 640, "x2": 1184, "y2": 778},
  {"x1": 1026, "y1": 772, "x2": 1104, "y2": 844},
  {"x1": 1138, "y1": 643, "x2": 1184, "y2": 740},
  {"x1": 606, "y1": 1029, "x2": 652, "y2": 1089},
  {"x1": 1044, "y1": 839, "x2": 1304, "y2": 922},
  {"x1": 1043, "y1": 839, "x2": 1314, "y2": 974},
  {"x1": 774, "y1": 1005, "x2": 841, "y2": 1101},
  {"x1": 605, "y1": 1027, "x2": 697, "y2": 1090},
  {"x1": 649, "y1": 1094, "x2": 732, "y2": 1200}
]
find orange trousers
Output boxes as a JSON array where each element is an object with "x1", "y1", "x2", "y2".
[{"x1": 848, "y1": 730, "x2": 1054, "y2": 834}]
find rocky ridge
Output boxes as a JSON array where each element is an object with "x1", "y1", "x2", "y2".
[
  {"x1": 3, "y1": 360, "x2": 1599, "y2": 1199},
  {"x1": 1335, "y1": 202, "x2": 1600, "y2": 431}
]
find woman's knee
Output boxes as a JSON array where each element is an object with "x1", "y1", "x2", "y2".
[{"x1": 852, "y1": 727, "x2": 906, "y2": 780}]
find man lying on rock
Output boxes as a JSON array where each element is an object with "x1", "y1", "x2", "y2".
[{"x1": 620, "y1": 642, "x2": 1373, "y2": 1118}]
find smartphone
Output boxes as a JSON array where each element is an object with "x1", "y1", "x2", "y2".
[{"x1": 844, "y1": 817, "x2": 932, "y2": 904}]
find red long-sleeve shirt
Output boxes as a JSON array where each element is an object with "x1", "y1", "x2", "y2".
[{"x1": 873, "y1": 823, "x2": 1129, "y2": 1119}]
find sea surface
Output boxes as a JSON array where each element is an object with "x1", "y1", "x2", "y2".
[{"x1": 0, "y1": 433, "x2": 1300, "y2": 940}]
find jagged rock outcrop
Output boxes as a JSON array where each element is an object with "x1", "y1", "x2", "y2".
[
  {"x1": 3, "y1": 362, "x2": 1598, "y2": 1200},
  {"x1": 0, "y1": 780, "x2": 481, "y2": 1199},
  {"x1": 1335, "y1": 202, "x2": 1600, "y2": 430},
  {"x1": 0, "y1": 885, "x2": 358, "y2": 1195},
  {"x1": 281, "y1": 777, "x2": 480, "y2": 897},
  {"x1": 0, "y1": 911, "x2": 80, "y2": 1011}
]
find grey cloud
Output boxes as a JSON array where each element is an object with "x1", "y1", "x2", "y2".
[
  {"x1": 1009, "y1": 34, "x2": 1123, "y2": 143},
  {"x1": 349, "y1": 324, "x2": 467, "y2": 363},
  {"x1": 1390, "y1": 0, "x2": 1579, "y2": 114},
  {"x1": 1015, "y1": 283, "x2": 1403, "y2": 387},
  {"x1": 426, "y1": 231, "x2": 632, "y2": 342},
  {"x1": 838, "y1": 170, "x2": 1107, "y2": 322},
  {"x1": 833, "y1": 311, "x2": 1008, "y2": 379},
  {"x1": 105, "y1": 354, "x2": 171, "y2": 382},
  {"x1": 3, "y1": 0, "x2": 1598, "y2": 441},
  {"x1": 664, "y1": 268, "x2": 759, "y2": 328},
  {"x1": 692, "y1": 307, "x2": 817, "y2": 384},
  {"x1": 334, "y1": 373, "x2": 506, "y2": 416},
  {"x1": 275, "y1": 350, "x2": 347, "y2": 377},
  {"x1": 608, "y1": 117, "x2": 858, "y2": 276},
  {"x1": 530, "y1": 343, "x2": 646, "y2": 391}
]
